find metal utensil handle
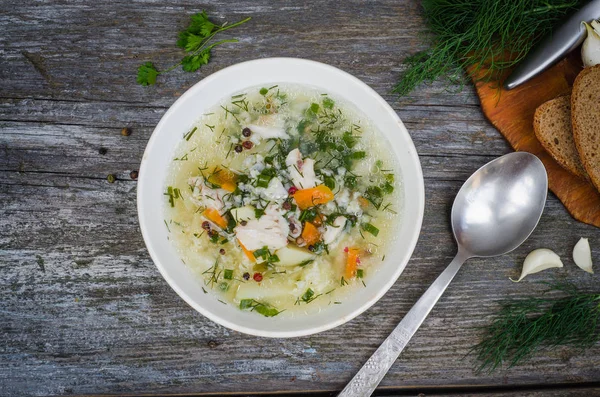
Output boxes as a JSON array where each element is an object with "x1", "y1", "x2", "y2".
[
  {"x1": 338, "y1": 250, "x2": 470, "y2": 397},
  {"x1": 504, "y1": 0, "x2": 600, "y2": 90}
]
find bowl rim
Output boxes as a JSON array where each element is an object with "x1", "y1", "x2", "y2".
[{"x1": 137, "y1": 57, "x2": 425, "y2": 337}]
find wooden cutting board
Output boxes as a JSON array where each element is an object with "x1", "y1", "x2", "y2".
[{"x1": 472, "y1": 55, "x2": 600, "y2": 228}]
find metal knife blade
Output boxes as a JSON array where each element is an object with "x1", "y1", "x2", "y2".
[{"x1": 504, "y1": 0, "x2": 600, "y2": 90}]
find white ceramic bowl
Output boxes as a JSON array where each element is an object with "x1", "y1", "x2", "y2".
[{"x1": 138, "y1": 58, "x2": 424, "y2": 337}]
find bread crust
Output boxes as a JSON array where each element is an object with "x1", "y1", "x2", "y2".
[
  {"x1": 533, "y1": 95, "x2": 588, "y2": 179},
  {"x1": 571, "y1": 65, "x2": 600, "y2": 193}
]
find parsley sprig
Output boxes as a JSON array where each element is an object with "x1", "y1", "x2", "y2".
[{"x1": 137, "y1": 11, "x2": 251, "y2": 86}]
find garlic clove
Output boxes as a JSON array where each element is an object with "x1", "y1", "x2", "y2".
[
  {"x1": 573, "y1": 237, "x2": 593, "y2": 274},
  {"x1": 510, "y1": 248, "x2": 563, "y2": 282},
  {"x1": 581, "y1": 20, "x2": 600, "y2": 68}
]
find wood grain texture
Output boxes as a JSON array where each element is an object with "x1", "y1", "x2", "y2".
[
  {"x1": 474, "y1": 55, "x2": 600, "y2": 228},
  {"x1": 1, "y1": 0, "x2": 600, "y2": 396}
]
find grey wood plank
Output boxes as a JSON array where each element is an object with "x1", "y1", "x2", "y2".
[{"x1": 1, "y1": 0, "x2": 600, "y2": 396}]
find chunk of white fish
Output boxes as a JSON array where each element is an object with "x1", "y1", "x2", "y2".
[
  {"x1": 247, "y1": 124, "x2": 289, "y2": 140},
  {"x1": 262, "y1": 177, "x2": 288, "y2": 202},
  {"x1": 510, "y1": 248, "x2": 563, "y2": 282},
  {"x1": 286, "y1": 148, "x2": 320, "y2": 189},
  {"x1": 573, "y1": 237, "x2": 594, "y2": 274},
  {"x1": 234, "y1": 205, "x2": 290, "y2": 250},
  {"x1": 188, "y1": 176, "x2": 228, "y2": 211},
  {"x1": 322, "y1": 216, "x2": 347, "y2": 245}
]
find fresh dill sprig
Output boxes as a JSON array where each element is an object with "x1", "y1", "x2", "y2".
[
  {"x1": 472, "y1": 282, "x2": 600, "y2": 373},
  {"x1": 394, "y1": 0, "x2": 585, "y2": 96}
]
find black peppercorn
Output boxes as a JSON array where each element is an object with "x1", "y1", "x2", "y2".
[
  {"x1": 219, "y1": 248, "x2": 226, "y2": 255},
  {"x1": 240, "y1": 220, "x2": 248, "y2": 226},
  {"x1": 282, "y1": 201, "x2": 291, "y2": 211},
  {"x1": 242, "y1": 272, "x2": 250, "y2": 280},
  {"x1": 130, "y1": 170, "x2": 138, "y2": 180},
  {"x1": 242, "y1": 127, "x2": 252, "y2": 137},
  {"x1": 98, "y1": 147, "x2": 108, "y2": 155},
  {"x1": 202, "y1": 221, "x2": 211, "y2": 231},
  {"x1": 308, "y1": 245, "x2": 315, "y2": 252},
  {"x1": 234, "y1": 144, "x2": 243, "y2": 153}
]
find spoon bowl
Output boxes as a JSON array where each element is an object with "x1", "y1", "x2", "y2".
[
  {"x1": 452, "y1": 152, "x2": 548, "y2": 257},
  {"x1": 340, "y1": 152, "x2": 548, "y2": 396}
]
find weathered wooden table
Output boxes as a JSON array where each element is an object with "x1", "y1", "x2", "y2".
[{"x1": 2, "y1": 1, "x2": 600, "y2": 396}]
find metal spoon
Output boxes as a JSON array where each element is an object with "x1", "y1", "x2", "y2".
[{"x1": 339, "y1": 152, "x2": 548, "y2": 397}]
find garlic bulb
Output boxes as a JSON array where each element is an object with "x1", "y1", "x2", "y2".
[
  {"x1": 510, "y1": 248, "x2": 563, "y2": 282},
  {"x1": 581, "y1": 20, "x2": 600, "y2": 67},
  {"x1": 573, "y1": 237, "x2": 593, "y2": 274}
]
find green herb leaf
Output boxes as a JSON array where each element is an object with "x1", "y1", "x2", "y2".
[
  {"x1": 254, "y1": 208, "x2": 265, "y2": 219},
  {"x1": 259, "y1": 87, "x2": 268, "y2": 95},
  {"x1": 137, "y1": 11, "x2": 251, "y2": 86},
  {"x1": 137, "y1": 62, "x2": 159, "y2": 86},
  {"x1": 182, "y1": 50, "x2": 211, "y2": 72},
  {"x1": 381, "y1": 181, "x2": 394, "y2": 194},
  {"x1": 323, "y1": 97, "x2": 335, "y2": 109},
  {"x1": 472, "y1": 282, "x2": 600, "y2": 373},
  {"x1": 393, "y1": 0, "x2": 583, "y2": 96},
  {"x1": 310, "y1": 103, "x2": 320, "y2": 114}
]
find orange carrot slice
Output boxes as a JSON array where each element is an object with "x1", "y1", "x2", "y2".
[
  {"x1": 345, "y1": 248, "x2": 360, "y2": 279},
  {"x1": 358, "y1": 197, "x2": 369, "y2": 209},
  {"x1": 293, "y1": 185, "x2": 334, "y2": 210},
  {"x1": 311, "y1": 213, "x2": 324, "y2": 227},
  {"x1": 301, "y1": 222, "x2": 321, "y2": 246},
  {"x1": 202, "y1": 208, "x2": 228, "y2": 229},
  {"x1": 238, "y1": 239, "x2": 256, "y2": 262},
  {"x1": 208, "y1": 166, "x2": 237, "y2": 192}
]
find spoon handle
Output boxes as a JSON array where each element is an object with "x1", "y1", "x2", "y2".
[{"x1": 338, "y1": 250, "x2": 469, "y2": 397}]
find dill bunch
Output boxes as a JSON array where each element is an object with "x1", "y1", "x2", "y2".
[
  {"x1": 472, "y1": 283, "x2": 600, "y2": 373},
  {"x1": 394, "y1": 0, "x2": 586, "y2": 96}
]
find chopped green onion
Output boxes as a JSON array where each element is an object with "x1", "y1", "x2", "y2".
[
  {"x1": 323, "y1": 97, "x2": 335, "y2": 109},
  {"x1": 256, "y1": 174, "x2": 272, "y2": 188},
  {"x1": 323, "y1": 175, "x2": 336, "y2": 190},
  {"x1": 344, "y1": 175, "x2": 358, "y2": 189},
  {"x1": 259, "y1": 87, "x2": 268, "y2": 95},
  {"x1": 362, "y1": 222, "x2": 380, "y2": 237},
  {"x1": 224, "y1": 269, "x2": 233, "y2": 280},
  {"x1": 357, "y1": 269, "x2": 364, "y2": 278},
  {"x1": 240, "y1": 299, "x2": 253, "y2": 309},
  {"x1": 343, "y1": 131, "x2": 357, "y2": 148},
  {"x1": 364, "y1": 186, "x2": 383, "y2": 209},
  {"x1": 254, "y1": 304, "x2": 281, "y2": 317},
  {"x1": 253, "y1": 246, "x2": 269, "y2": 259},
  {"x1": 349, "y1": 151, "x2": 366, "y2": 160},
  {"x1": 310, "y1": 103, "x2": 320, "y2": 113},
  {"x1": 301, "y1": 288, "x2": 315, "y2": 302},
  {"x1": 299, "y1": 208, "x2": 317, "y2": 222}
]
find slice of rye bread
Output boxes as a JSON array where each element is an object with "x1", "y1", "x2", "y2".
[
  {"x1": 534, "y1": 95, "x2": 589, "y2": 179},
  {"x1": 571, "y1": 64, "x2": 600, "y2": 192}
]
